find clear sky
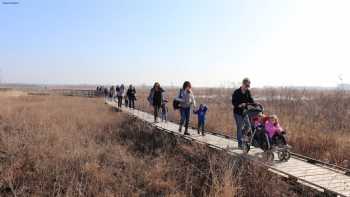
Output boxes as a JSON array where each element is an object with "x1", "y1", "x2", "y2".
[{"x1": 1, "y1": 0, "x2": 349, "y2": 87}]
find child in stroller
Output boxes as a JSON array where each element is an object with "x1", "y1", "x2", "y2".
[
  {"x1": 242, "y1": 103, "x2": 290, "y2": 161},
  {"x1": 265, "y1": 115, "x2": 287, "y2": 147}
]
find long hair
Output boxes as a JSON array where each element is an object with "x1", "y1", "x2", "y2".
[{"x1": 153, "y1": 82, "x2": 160, "y2": 89}]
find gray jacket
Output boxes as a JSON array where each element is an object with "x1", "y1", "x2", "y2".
[{"x1": 175, "y1": 89, "x2": 196, "y2": 108}]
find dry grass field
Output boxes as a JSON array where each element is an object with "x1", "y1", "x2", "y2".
[
  {"x1": 0, "y1": 89, "x2": 346, "y2": 196},
  {"x1": 0, "y1": 91, "x2": 309, "y2": 196},
  {"x1": 134, "y1": 87, "x2": 350, "y2": 168}
]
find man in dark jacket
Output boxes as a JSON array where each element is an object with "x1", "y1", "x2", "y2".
[
  {"x1": 127, "y1": 85, "x2": 136, "y2": 109},
  {"x1": 232, "y1": 78, "x2": 254, "y2": 148}
]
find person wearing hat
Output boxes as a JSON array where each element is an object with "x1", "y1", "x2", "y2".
[{"x1": 232, "y1": 78, "x2": 255, "y2": 148}]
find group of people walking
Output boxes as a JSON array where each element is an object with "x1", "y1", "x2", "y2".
[
  {"x1": 146, "y1": 78, "x2": 259, "y2": 148},
  {"x1": 101, "y1": 78, "x2": 265, "y2": 149},
  {"x1": 96, "y1": 86, "x2": 109, "y2": 97},
  {"x1": 147, "y1": 81, "x2": 206, "y2": 136},
  {"x1": 105, "y1": 84, "x2": 137, "y2": 109}
]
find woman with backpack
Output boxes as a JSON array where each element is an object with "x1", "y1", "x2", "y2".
[
  {"x1": 174, "y1": 81, "x2": 196, "y2": 135},
  {"x1": 148, "y1": 82, "x2": 164, "y2": 123}
]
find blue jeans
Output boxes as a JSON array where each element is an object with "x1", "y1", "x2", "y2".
[
  {"x1": 198, "y1": 118, "x2": 205, "y2": 131},
  {"x1": 128, "y1": 97, "x2": 135, "y2": 108},
  {"x1": 180, "y1": 107, "x2": 191, "y2": 131},
  {"x1": 234, "y1": 113, "x2": 251, "y2": 147},
  {"x1": 117, "y1": 96, "x2": 123, "y2": 108}
]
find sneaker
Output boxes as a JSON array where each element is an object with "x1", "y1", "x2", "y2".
[
  {"x1": 184, "y1": 132, "x2": 190, "y2": 136},
  {"x1": 197, "y1": 129, "x2": 200, "y2": 134},
  {"x1": 202, "y1": 132, "x2": 205, "y2": 136}
]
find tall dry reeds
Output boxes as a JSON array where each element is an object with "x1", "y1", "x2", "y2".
[
  {"x1": 0, "y1": 94, "x2": 243, "y2": 196},
  {"x1": 0, "y1": 91, "x2": 340, "y2": 196}
]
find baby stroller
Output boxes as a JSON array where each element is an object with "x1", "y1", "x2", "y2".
[{"x1": 241, "y1": 103, "x2": 291, "y2": 162}]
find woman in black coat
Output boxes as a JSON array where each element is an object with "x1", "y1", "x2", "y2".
[{"x1": 148, "y1": 82, "x2": 164, "y2": 123}]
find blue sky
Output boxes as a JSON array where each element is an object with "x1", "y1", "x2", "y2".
[{"x1": 1, "y1": 0, "x2": 349, "y2": 87}]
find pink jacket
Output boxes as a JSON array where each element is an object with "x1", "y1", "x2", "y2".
[{"x1": 265, "y1": 120, "x2": 283, "y2": 138}]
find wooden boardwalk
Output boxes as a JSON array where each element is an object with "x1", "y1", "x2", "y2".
[{"x1": 106, "y1": 100, "x2": 350, "y2": 197}]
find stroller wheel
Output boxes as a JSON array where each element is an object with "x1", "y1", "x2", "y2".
[
  {"x1": 284, "y1": 151, "x2": 291, "y2": 161},
  {"x1": 278, "y1": 150, "x2": 291, "y2": 161},
  {"x1": 265, "y1": 151, "x2": 274, "y2": 161},
  {"x1": 278, "y1": 151, "x2": 286, "y2": 161}
]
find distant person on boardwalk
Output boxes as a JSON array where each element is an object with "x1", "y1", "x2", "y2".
[
  {"x1": 120, "y1": 84, "x2": 125, "y2": 92},
  {"x1": 193, "y1": 104, "x2": 208, "y2": 136},
  {"x1": 120, "y1": 84, "x2": 127, "y2": 107},
  {"x1": 127, "y1": 85, "x2": 136, "y2": 109},
  {"x1": 116, "y1": 85, "x2": 123, "y2": 108},
  {"x1": 96, "y1": 86, "x2": 100, "y2": 95},
  {"x1": 124, "y1": 95, "x2": 129, "y2": 108},
  {"x1": 104, "y1": 87, "x2": 109, "y2": 98},
  {"x1": 175, "y1": 81, "x2": 196, "y2": 135},
  {"x1": 109, "y1": 86, "x2": 115, "y2": 99},
  {"x1": 161, "y1": 99, "x2": 168, "y2": 122},
  {"x1": 148, "y1": 82, "x2": 164, "y2": 123},
  {"x1": 99, "y1": 86, "x2": 104, "y2": 96},
  {"x1": 232, "y1": 78, "x2": 255, "y2": 149}
]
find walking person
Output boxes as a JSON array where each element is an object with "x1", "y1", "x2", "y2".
[
  {"x1": 104, "y1": 87, "x2": 109, "y2": 99},
  {"x1": 160, "y1": 99, "x2": 168, "y2": 122},
  {"x1": 109, "y1": 86, "x2": 115, "y2": 100},
  {"x1": 127, "y1": 85, "x2": 136, "y2": 109},
  {"x1": 96, "y1": 86, "x2": 100, "y2": 96},
  {"x1": 124, "y1": 95, "x2": 129, "y2": 108},
  {"x1": 116, "y1": 85, "x2": 123, "y2": 108},
  {"x1": 193, "y1": 104, "x2": 208, "y2": 136},
  {"x1": 232, "y1": 78, "x2": 255, "y2": 149},
  {"x1": 175, "y1": 81, "x2": 196, "y2": 135},
  {"x1": 148, "y1": 82, "x2": 164, "y2": 123},
  {"x1": 120, "y1": 84, "x2": 127, "y2": 107}
]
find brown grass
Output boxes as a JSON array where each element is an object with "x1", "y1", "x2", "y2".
[
  {"x1": 0, "y1": 91, "x2": 333, "y2": 196},
  {"x1": 0, "y1": 94, "x2": 128, "y2": 196},
  {"x1": 0, "y1": 93, "x2": 240, "y2": 196}
]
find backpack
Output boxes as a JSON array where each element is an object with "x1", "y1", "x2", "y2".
[{"x1": 172, "y1": 89, "x2": 182, "y2": 110}]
